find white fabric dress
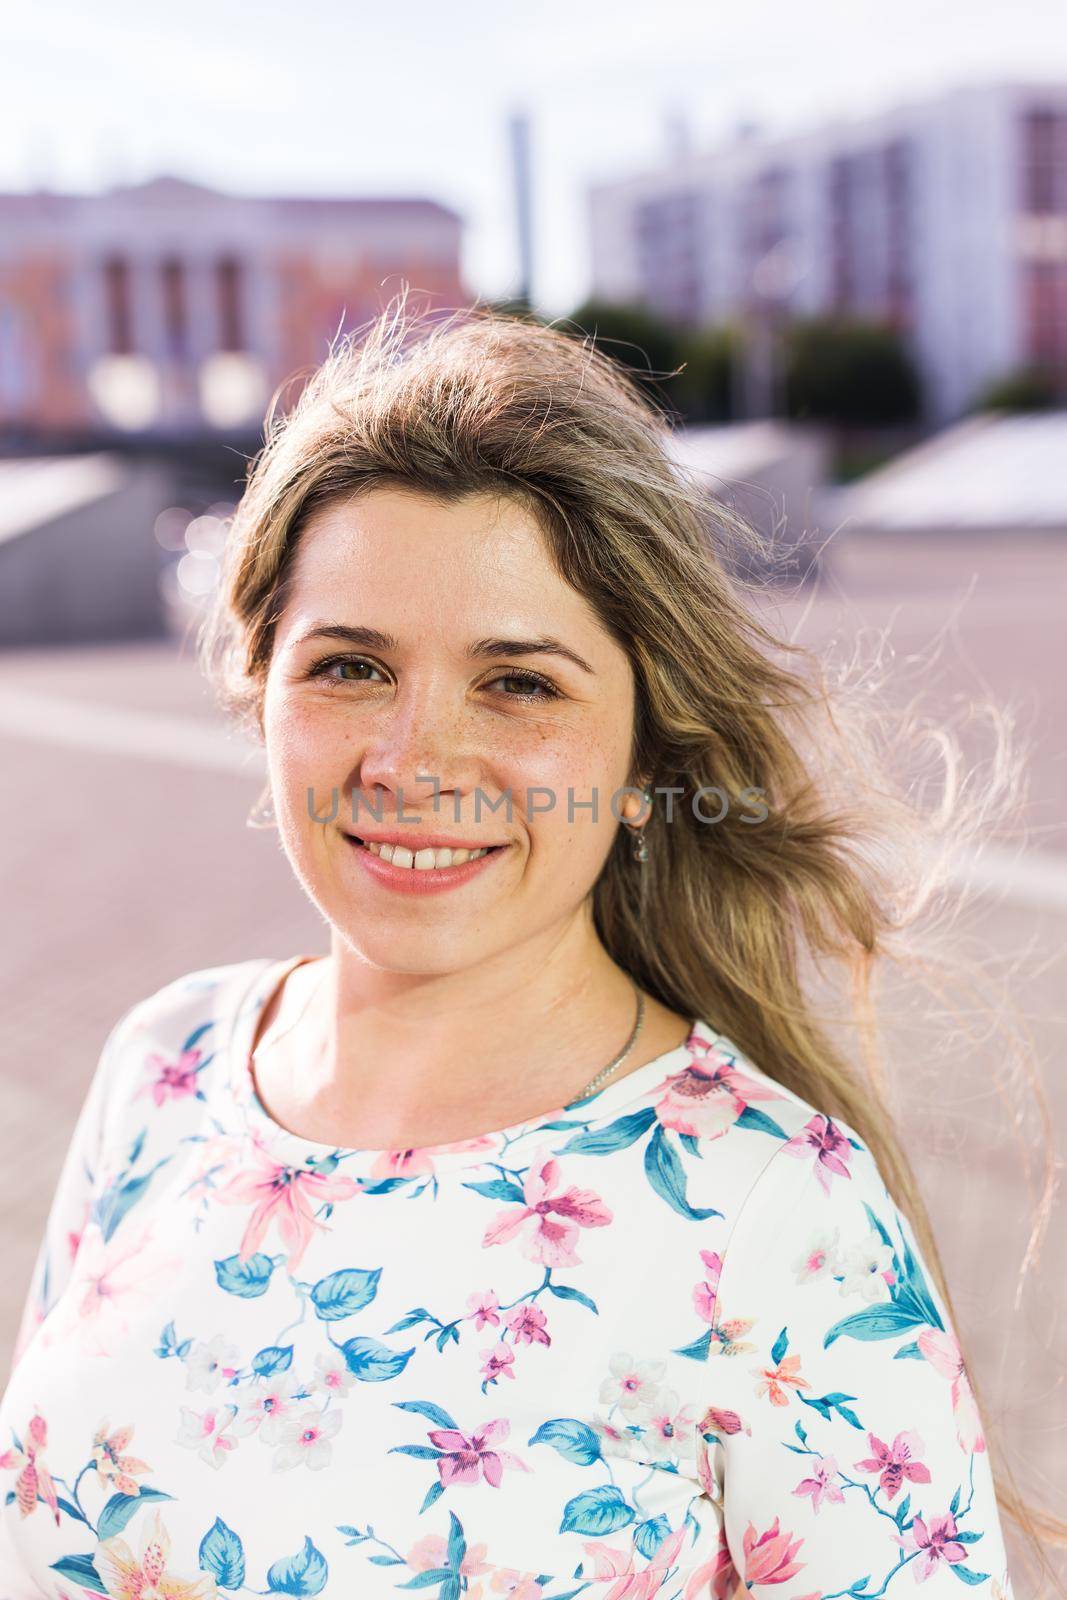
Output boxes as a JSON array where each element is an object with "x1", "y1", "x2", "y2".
[{"x1": 0, "y1": 955, "x2": 1014, "y2": 1599}]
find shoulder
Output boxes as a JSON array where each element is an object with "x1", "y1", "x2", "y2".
[
  {"x1": 681, "y1": 1023, "x2": 900, "y2": 1266},
  {"x1": 91, "y1": 955, "x2": 276, "y2": 1133}
]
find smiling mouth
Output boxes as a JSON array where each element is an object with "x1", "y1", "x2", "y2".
[{"x1": 346, "y1": 836, "x2": 506, "y2": 872}]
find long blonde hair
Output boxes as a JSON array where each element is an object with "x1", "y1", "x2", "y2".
[{"x1": 198, "y1": 290, "x2": 1065, "y2": 1592}]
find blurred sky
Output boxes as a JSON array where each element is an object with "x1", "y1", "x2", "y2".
[{"x1": 4, "y1": 0, "x2": 1067, "y2": 315}]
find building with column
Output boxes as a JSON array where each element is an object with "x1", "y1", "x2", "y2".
[
  {"x1": 0, "y1": 177, "x2": 468, "y2": 439},
  {"x1": 588, "y1": 80, "x2": 1067, "y2": 422}
]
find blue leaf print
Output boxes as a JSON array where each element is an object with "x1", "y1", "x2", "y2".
[
  {"x1": 445, "y1": 1509, "x2": 466, "y2": 1572},
  {"x1": 214, "y1": 1252, "x2": 275, "y2": 1298},
  {"x1": 49, "y1": 1554, "x2": 107, "y2": 1594},
  {"x1": 635, "y1": 1513, "x2": 671, "y2": 1556},
  {"x1": 559, "y1": 1484, "x2": 635, "y2": 1535},
  {"x1": 419, "y1": 1479, "x2": 446, "y2": 1514},
  {"x1": 97, "y1": 1487, "x2": 174, "y2": 1541},
  {"x1": 199, "y1": 1516, "x2": 246, "y2": 1589},
  {"x1": 266, "y1": 1534, "x2": 328, "y2": 1595},
  {"x1": 770, "y1": 1326, "x2": 789, "y2": 1365},
  {"x1": 395, "y1": 1565, "x2": 453, "y2": 1588},
  {"x1": 155, "y1": 1319, "x2": 193, "y2": 1358},
  {"x1": 310, "y1": 1267, "x2": 381, "y2": 1320},
  {"x1": 93, "y1": 1170, "x2": 156, "y2": 1242},
  {"x1": 252, "y1": 1344, "x2": 294, "y2": 1377},
  {"x1": 952, "y1": 1568, "x2": 991, "y2": 1585},
  {"x1": 392, "y1": 1399, "x2": 459, "y2": 1430},
  {"x1": 462, "y1": 1177, "x2": 527, "y2": 1202},
  {"x1": 734, "y1": 1105, "x2": 789, "y2": 1140},
  {"x1": 644, "y1": 1126, "x2": 723, "y2": 1222},
  {"x1": 823, "y1": 1303, "x2": 926, "y2": 1347},
  {"x1": 528, "y1": 1417, "x2": 603, "y2": 1465},
  {"x1": 673, "y1": 1327, "x2": 714, "y2": 1360},
  {"x1": 557, "y1": 1106, "x2": 657, "y2": 1156},
  {"x1": 340, "y1": 1336, "x2": 415, "y2": 1380},
  {"x1": 547, "y1": 1282, "x2": 599, "y2": 1314},
  {"x1": 893, "y1": 1340, "x2": 924, "y2": 1360}
]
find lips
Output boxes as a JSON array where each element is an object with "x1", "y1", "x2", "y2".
[{"x1": 343, "y1": 832, "x2": 508, "y2": 895}]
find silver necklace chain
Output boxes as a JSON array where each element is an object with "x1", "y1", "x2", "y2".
[
  {"x1": 574, "y1": 981, "x2": 646, "y2": 1100},
  {"x1": 255, "y1": 962, "x2": 647, "y2": 1103}
]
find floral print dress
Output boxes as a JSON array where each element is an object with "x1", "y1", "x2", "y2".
[{"x1": 0, "y1": 954, "x2": 1014, "y2": 1600}]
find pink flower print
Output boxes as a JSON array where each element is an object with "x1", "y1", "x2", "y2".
[
  {"x1": 40, "y1": 1222, "x2": 182, "y2": 1360},
  {"x1": 0, "y1": 1411, "x2": 60, "y2": 1525},
  {"x1": 742, "y1": 1517, "x2": 806, "y2": 1584},
  {"x1": 792, "y1": 1226, "x2": 840, "y2": 1284},
  {"x1": 137, "y1": 1046, "x2": 203, "y2": 1107},
  {"x1": 599, "y1": 1353, "x2": 666, "y2": 1417},
  {"x1": 175, "y1": 1402, "x2": 239, "y2": 1468},
  {"x1": 312, "y1": 1350, "x2": 354, "y2": 1399},
  {"x1": 782, "y1": 1114, "x2": 853, "y2": 1195},
  {"x1": 917, "y1": 1328, "x2": 986, "y2": 1451},
  {"x1": 793, "y1": 1454, "x2": 845, "y2": 1514},
  {"x1": 643, "y1": 1394, "x2": 700, "y2": 1463},
  {"x1": 709, "y1": 1316, "x2": 757, "y2": 1357},
  {"x1": 693, "y1": 1249, "x2": 722, "y2": 1324},
  {"x1": 752, "y1": 1353, "x2": 811, "y2": 1407},
  {"x1": 697, "y1": 1405, "x2": 751, "y2": 1439},
  {"x1": 369, "y1": 1147, "x2": 437, "y2": 1181},
  {"x1": 487, "y1": 1570, "x2": 545, "y2": 1598},
  {"x1": 581, "y1": 1522, "x2": 686, "y2": 1600},
  {"x1": 895, "y1": 1511, "x2": 969, "y2": 1581},
  {"x1": 592, "y1": 1413, "x2": 640, "y2": 1460},
  {"x1": 683, "y1": 1527, "x2": 738, "y2": 1600},
  {"x1": 467, "y1": 1289, "x2": 501, "y2": 1329},
  {"x1": 212, "y1": 1143, "x2": 360, "y2": 1271},
  {"x1": 504, "y1": 1304, "x2": 550, "y2": 1346},
  {"x1": 427, "y1": 1416, "x2": 531, "y2": 1488},
  {"x1": 480, "y1": 1342, "x2": 517, "y2": 1387},
  {"x1": 90, "y1": 1421, "x2": 151, "y2": 1498},
  {"x1": 271, "y1": 1406, "x2": 342, "y2": 1471},
  {"x1": 481, "y1": 1151, "x2": 612, "y2": 1267},
  {"x1": 230, "y1": 1371, "x2": 304, "y2": 1444},
  {"x1": 95, "y1": 1507, "x2": 216, "y2": 1599},
  {"x1": 855, "y1": 1429, "x2": 932, "y2": 1500},
  {"x1": 655, "y1": 1047, "x2": 782, "y2": 1142},
  {"x1": 407, "y1": 1532, "x2": 491, "y2": 1580}
]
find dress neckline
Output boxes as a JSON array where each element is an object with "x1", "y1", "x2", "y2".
[{"x1": 225, "y1": 954, "x2": 714, "y2": 1180}]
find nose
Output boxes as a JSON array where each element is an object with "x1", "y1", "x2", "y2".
[{"x1": 356, "y1": 680, "x2": 483, "y2": 820}]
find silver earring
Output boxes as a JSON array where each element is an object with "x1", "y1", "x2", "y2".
[
  {"x1": 628, "y1": 787, "x2": 652, "y2": 863},
  {"x1": 246, "y1": 785, "x2": 276, "y2": 830}
]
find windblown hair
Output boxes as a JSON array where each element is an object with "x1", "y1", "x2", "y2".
[{"x1": 198, "y1": 289, "x2": 1064, "y2": 1591}]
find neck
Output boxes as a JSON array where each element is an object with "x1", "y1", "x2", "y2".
[{"x1": 253, "y1": 914, "x2": 690, "y2": 1150}]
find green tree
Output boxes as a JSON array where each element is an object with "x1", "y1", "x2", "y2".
[
  {"x1": 562, "y1": 299, "x2": 686, "y2": 416},
  {"x1": 783, "y1": 316, "x2": 921, "y2": 426},
  {"x1": 971, "y1": 364, "x2": 1062, "y2": 412},
  {"x1": 563, "y1": 300, "x2": 742, "y2": 424}
]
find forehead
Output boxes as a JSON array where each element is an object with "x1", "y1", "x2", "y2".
[{"x1": 279, "y1": 485, "x2": 600, "y2": 640}]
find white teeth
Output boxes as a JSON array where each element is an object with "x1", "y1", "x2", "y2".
[{"x1": 364, "y1": 840, "x2": 490, "y2": 870}]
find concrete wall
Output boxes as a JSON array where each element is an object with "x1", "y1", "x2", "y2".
[{"x1": 0, "y1": 464, "x2": 171, "y2": 647}]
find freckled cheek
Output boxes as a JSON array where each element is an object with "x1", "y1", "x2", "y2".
[{"x1": 518, "y1": 732, "x2": 629, "y2": 845}]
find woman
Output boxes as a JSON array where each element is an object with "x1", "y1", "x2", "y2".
[{"x1": 0, "y1": 300, "x2": 1045, "y2": 1597}]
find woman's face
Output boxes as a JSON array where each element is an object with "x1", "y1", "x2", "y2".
[{"x1": 262, "y1": 485, "x2": 643, "y2": 979}]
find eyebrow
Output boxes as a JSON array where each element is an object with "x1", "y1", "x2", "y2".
[{"x1": 293, "y1": 622, "x2": 596, "y2": 675}]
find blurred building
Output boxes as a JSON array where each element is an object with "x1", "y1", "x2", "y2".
[
  {"x1": 0, "y1": 177, "x2": 467, "y2": 440},
  {"x1": 589, "y1": 80, "x2": 1067, "y2": 422}
]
